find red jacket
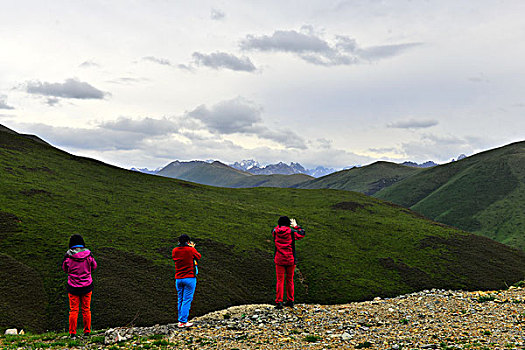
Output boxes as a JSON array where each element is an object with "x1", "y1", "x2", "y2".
[
  {"x1": 172, "y1": 245, "x2": 201, "y2": 279},
  {"x1": 273, "y1": 225, "x2": 306, "y2": 266}
]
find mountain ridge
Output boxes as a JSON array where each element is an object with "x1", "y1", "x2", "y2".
[
  {"x1": 375, "y1": 140, "x2": 525, "y2": 249},
  {"x1": 295, "y1": 161, "x2": 425, "y2": 195},
  {"x1": 156, "y1": 160, "x2": 312, "y2": 188}
]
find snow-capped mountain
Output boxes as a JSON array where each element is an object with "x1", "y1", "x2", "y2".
[
  {"x1": 401, "y1": 161, "x2": 438, "y2": 168},
  {"x1": 230, "y1": 159, "x2": 261, "y2": 171},
  {"x1": 307, "y1": 166, "x2": 336, "y2": 178},
  {"x1": 130, "y1": 167, "x2": 161, "y2": 175},
  {"x1": 230, "y1": 160, "x2": 336, "y2": 177}
]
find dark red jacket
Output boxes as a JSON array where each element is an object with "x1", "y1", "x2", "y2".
[
  {"x1": 172, "y1": 244, "x2": 201, "y2": 279},
  {"x1": 273, "y1": 225, "x2": 306, "y2": 266}
]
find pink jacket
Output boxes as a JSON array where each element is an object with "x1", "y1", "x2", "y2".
[{"x1": 62, "y1": 248, "x2": 97, "y2": 291}]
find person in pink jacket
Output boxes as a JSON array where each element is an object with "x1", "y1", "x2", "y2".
[
  {"x1": 272, "y1": 216, "x2": 306, "y2": 309},
  {"x1": 62, "y1": 234, "x2": 97, "y2": 338}
]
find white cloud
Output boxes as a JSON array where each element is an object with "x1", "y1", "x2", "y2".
[
  {"x1": 188, "y1": 98, "x2": 262, "y2": 134},
  {"x1": 241, "y1": 29, "x2": 331, "y2": 53},
  {"x1": 46, "y1": 97, "x2": 60, "y2": 106},
  {"x1": 357, "y1": 43, "x2": 424, "y2": 61},
  {"x1": 2, "y1": 1, "x2": 524, "y2": 170},
  {"x1": 16, "y1": 123, "x2": 143, "y2": 151},
  {"x1": 142, "y1": 56, "x2": 172, "y2": 66},
  {"x1": 106, "y1": 77, "x2": 149, "y2": 85},
  {"x1": 99, "y1": 117, "x2": 179, "y2": 136},
  {"x1": 25, "y1": 79, "x2": 108, "y2": 100},
  {"x1": 240, "y1": 28, "x2": 422, "y2": 66},
  {"x1": 399, "y1": 134, "x2": 499, "y2": 162},
  {"x1": 79, "y1": 60, "x2": 100, "y2": 68},
  {"x1": 0, "y1": 95, "x2": 14, "y2": 110},
  {"x1": 210, "y1": 8, "x2": 225, "y2": 20},
  {"x1": 387, "y1": 119, "x2": 439, "y2": 129},
  {"x1": 192, "y1": 52, "x2": 256, "y2": 72},
  {"x1": 187, "y1": 97, "x2": 306, "y2": 149}
]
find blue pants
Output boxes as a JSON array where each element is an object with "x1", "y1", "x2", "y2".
[{"x1": 176, "y1": 278, "x2": 196, "y2": 323}]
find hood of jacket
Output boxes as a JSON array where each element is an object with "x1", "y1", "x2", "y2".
[
  {"x1": 66, "y1": 247, "x2": 91, "y2": 260},
  {"x1": 274, "y1": 225, "x2": 292, "y2": 235}
]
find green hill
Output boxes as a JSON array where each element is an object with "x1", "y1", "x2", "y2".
[
  {"x1": 157, "y1": 160, "x2": 313, "y2": 188},
  {"x1": 375, "y1": 141, "x2": 525, "y2": 249},
  {"x1": 1, "y1": 125, "x2": 524, "y2": 333},
  {"x1": 232, "y1": 173, "x2": 313, "y2": 188},
  {"x1": 296, "y1": 161, "x2": 424, "y2": 195}
]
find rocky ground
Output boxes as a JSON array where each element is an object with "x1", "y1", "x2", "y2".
[{"x1": 3, "y1": 287, "x2": 525, "y2": 349}]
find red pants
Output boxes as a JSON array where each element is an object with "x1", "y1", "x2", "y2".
[
  {"x1": 68, "y1": 292, "x2": 92, "y2": 335},
  {"x1": 275, "y1": 264, "x2": 295, "y2": 303}
]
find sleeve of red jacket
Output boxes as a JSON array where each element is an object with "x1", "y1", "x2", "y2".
[
  {"x1": 193, "y1": 248, "x2": 202, "y2": 261},
  {"x1": 292, "y1": 226, "x2": 306, "y2": 240}
]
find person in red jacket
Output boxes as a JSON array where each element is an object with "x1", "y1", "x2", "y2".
[
  {"x1": 273, "y1": 216, "x2": 306, "y2": 309},
  {"x1": 172, "y1": 234, "x2": 201, "y2": 327}
]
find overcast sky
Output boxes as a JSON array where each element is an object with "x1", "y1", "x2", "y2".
[{"x1": 1, "y1": 0, "x2": 524, "y2": 169}]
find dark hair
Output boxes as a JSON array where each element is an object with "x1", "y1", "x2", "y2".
[
  {"x1": 178, "y1": 234, "x2": 191, "y2": 244},
  {"x1": 69, "y1": 234, "x2": 85, "y2": 248},
  {"x1": 278, "y1": 216, "x2": 291, "y2": 227}
]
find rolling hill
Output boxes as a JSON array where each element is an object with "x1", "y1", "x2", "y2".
[
  {"x1": 296, "y1": 161, "x2": 424, "y2": 195},
  {"x1": 157, "y1": 160, "x2": 313, "y2": 188},
  {"x1": 374, "y1": 141, "x2": 525, "y2": 250},
  {"x1": 1, "y1": 124, "x2": 524, "y2": 333},
  {"x1": 157, "y1": 160, "x2": 251, "y2": 186}
]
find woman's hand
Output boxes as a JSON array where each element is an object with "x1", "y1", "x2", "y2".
[{"x1": 188, "y1": 241, "x2": 195, "y2": 248}]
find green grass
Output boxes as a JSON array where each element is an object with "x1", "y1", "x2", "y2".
[
  {"x1": 296, "y1": 161, "x2": 424, "y2": 195},
  {"x1": 1, "y1": 126, "x2": 525, "y2": 333},
  {"x1": 0, "y1": 331, "x2": 78, "y2": 349},
  {"x1": 303, "y1": 335, "x2": 322, "y2": 342},
  {"x1": 294, "y1": 141, "x2": 525, "y2": 251},
  {"x1": 477, "y1": 295, "x2": 496, "y2": 303},
  {"x1": 375, "y1": 141, "x2": 525, "y2": 250}
]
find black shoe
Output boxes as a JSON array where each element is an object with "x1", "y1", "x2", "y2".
[
  {"x1": 275, "y1": 302, "x2": 283, "y2": 309},
  {"x1": 83, "y1": 332, "x2": 91, "y2": 337},
  {"x1": 70, "y1": 334, "x2": 76, "y2": 339},
  {"x1": 284, "y1": 300, "x2": 294, "y2": 308}
]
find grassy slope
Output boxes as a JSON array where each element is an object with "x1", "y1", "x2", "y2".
[
  {"x1": 157, "y1": 161, "x2": 312, "y2": 188},
  {"x1": 157, "y1": 160, "x2": 251, "y2": 186},
  {"x1": 375, "y1": 142, "x2": 525, "y2": 249},
  {"x1": 296, "y1": 161, "x2": 424, "y2": 195},
  {"x1": 1, "y1": 127, "x2": 524, "y2": 333},
  {"x1": 232, "y1": 173, "x2": 313, "y2": 188}
]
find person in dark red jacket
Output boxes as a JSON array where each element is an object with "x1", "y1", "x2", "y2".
[
  {"x1": 273, "y1": 216, "x2": 306, "y2": 309},
  {"x1": 172, "y1": 234, "x2": 201, "y2": 327},
  {"x1": 62, "y1": 234, "x2": 97, "y2": 338}
]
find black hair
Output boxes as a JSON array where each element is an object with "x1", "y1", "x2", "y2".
[
  {"x1": 178, "y1": 234, "x2": 191, "y2": 244},
  {"x1": 69, "y1": 234, "x2": 85, "y2": 248},
  {"x1": 278, "y1": 216, "x2": 291, "y2": 227}
]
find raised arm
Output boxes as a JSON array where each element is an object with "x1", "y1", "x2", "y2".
[
  {"x1": 193, "y1": 248, "x2": 202, "y2": 261},
  {"x1": 292, "y1": 226, "x2": 305, "y2": 241}
]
